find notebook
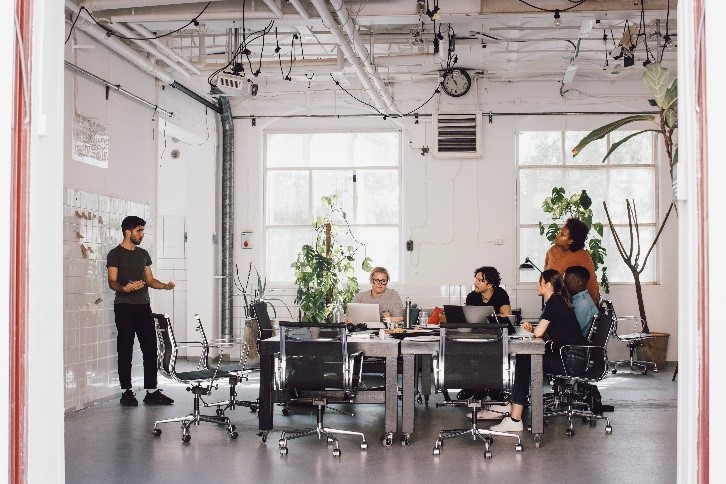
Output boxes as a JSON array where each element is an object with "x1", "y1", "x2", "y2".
[
  {"x1": 443, "y1": 305, "x2": 494, "y2": 325},
  {"x1": 346, "y1": 303, "x2": 384, "y2": 328}
]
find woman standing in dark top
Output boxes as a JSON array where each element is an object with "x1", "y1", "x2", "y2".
[{"x1": 490, "y1": 269, "x2": 588, "y2": 432}]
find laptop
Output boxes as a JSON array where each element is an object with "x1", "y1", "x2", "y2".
[
  {"x1": 443, "y1": 305, "x2": 494, "y2": 325},
  {"x1": 346, "y1": 303, "x2": 384, "y2": 328}
]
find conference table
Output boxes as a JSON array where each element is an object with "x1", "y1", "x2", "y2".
[{"x1": 257, "y1": 331, "x2": 546, "y2": 447}]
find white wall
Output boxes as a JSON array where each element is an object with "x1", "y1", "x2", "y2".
[{"x1": 228, "y1": 77, "x2": 678, "y2": 362}]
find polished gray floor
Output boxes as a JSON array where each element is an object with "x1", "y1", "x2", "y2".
[{"x1": 65, "y1": 364, "x2": 678, "y2": 483}]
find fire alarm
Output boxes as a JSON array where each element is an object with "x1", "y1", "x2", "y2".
[{"x1": 241, "y1": 231, "x2": 253, "y2": 249}]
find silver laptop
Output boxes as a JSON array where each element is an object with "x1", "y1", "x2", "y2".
[
  {"x1": 462, "y1": 305, "x2": 495, "y2": 324},
  {"x1": 346, "y1": 303, "x2": 384, "y2": 328}
]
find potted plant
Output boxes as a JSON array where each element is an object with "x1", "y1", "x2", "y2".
[
  {"x1": 539, "y1": 187, "x2": 609, "y2": 293},
  {"x1": 291, "y1": 195, "x2": 372, "y2": 323},
  {"x1": 572, "y1": 61, "x2": 677, "y2": 369}
]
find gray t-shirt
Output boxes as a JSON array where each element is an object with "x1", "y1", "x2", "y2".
[
  {"x1": 351, "y1": 288, "x2": 405, "y2": 318},
  {"x1": 106, "y1": 245, "x2": 152, "y2": 304}
]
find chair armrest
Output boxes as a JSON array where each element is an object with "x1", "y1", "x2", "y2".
[{"x1": 613, "y1": 315, "x2": 648, "y2": 340}]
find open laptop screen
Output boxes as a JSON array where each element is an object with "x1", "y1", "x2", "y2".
[{"x1": 346, "y1": 303, "x2": 382, "y2": 326}]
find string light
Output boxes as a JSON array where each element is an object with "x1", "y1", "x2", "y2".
[{"x1": 554, "y1": 10, "x2": 562, "y2": 29}]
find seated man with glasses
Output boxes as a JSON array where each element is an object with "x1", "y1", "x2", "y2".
[{"x1": 350, "y1": 266, "x2": 404, "y2": 321}]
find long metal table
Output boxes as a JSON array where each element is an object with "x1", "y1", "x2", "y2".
[
  {"x1": 400, "y1": 336, "x2": 546, "y2": 447},
  {"x1": 257, "y1": 335, "x2": 401, "y2": 445}
]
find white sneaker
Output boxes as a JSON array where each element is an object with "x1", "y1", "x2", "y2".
[
  {"x1": 470, "y1": 403, "x2": 510, "y2": 420},
  {"x1": 489, "y1": 417, "x2": 523, "y2": 432}
]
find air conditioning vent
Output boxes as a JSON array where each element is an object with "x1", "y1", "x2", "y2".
[
  {"x1": 433, "y1": 111, "x2": 482, "y2": 158},
  {"x1": 216, "y1": 74, "x2": 258, "y2": 97}
]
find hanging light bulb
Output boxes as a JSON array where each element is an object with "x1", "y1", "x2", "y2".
[{"x1": 554, "y1": 10, "x2": 562, "y2": 29}]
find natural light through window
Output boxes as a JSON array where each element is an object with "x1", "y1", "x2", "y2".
[
  {"x1": 518, "y1": 130, "x2": 658, "y2": 285},
  {"x1": 265, "y1": 132, "x2": 401, "y2": 283}
]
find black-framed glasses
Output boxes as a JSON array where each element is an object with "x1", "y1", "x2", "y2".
[{"x1": 372, "y1": 279, "x2": 388, "y2": 285}]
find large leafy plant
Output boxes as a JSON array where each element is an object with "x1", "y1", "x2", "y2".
[
  {"x1": 572, "y1": 62, "x2": 677, "y2": 176},
  {"x1": 539, "y1": 187, "x2": 608, "y2": 293},
  {"x1": 291, "y1": 195, "x2": 372, "y2": 323}
]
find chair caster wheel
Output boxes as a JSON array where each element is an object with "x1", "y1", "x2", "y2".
[
  {"x1": 182, "y1": 434, "x2": 191, "y2": 443},
  {"x1": 152, "y1": 428, "x2": 162, "y2": 437},
  {"x1": 279, "y1": 446, "x2": 288, "y2": 455},
  {"x1": 605, "y1": 425, "x2": 613, "y2": 434},
  {"x1": 611, "y1": 369, "x2": 617, "y2": 374},
  {"x1": 282, "y1": 408, "x2": 290, "y2": 416},
  {"x1": 484, "y1": 451, "x2": 493, "y2": 459},
  {"x1": 433, "y1": 447, "x2": 441, "y2": 456},
  {"x1": 515, "y1": 443, "x2": 523, "y2": 452},
  {"x1": 333, "y1": 448, "x2": 341, "y2": 457},
  {"x1": 279, "y1": 439, "x2": 286, "y2": 448},
  {"x1": 216, "y1": 408, "x2": 225, "y2": 416},
  {"x1": 230, "y1": 431, "x2": 238, "y2": 439},
  {"x1": 327, "y1": 437, "x2": 334, "y2": 445},
  {"x1": 230, "y1": 425, "x2": 236, "y2": 432},
  {"x1": 381, "y1": 434, "x2": 393, "y2": 447},
  {"x1": 642, "y1": 370, "x2": 648, "y2": 375},
  {"x1": 257, "y1": 431, "x2": 268, "y2": 443},
  {"x1": 565, "y1": 428, "x2": 574, "y2": 437},
  {"x1": 361, "y1": 441, "x2": 368, "y2": 450},
  {"x1": 401, "y1": 435, "x2": 410, "y2": 446},
  {"x1": 250, "y1": 405, "x2": 258, "y2": 412}
]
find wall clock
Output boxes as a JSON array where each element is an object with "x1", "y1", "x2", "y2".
[{"x1": 441, "y1": 68, "x2": 472, "y2": 97}]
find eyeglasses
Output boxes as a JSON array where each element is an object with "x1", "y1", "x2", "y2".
[{"x1": 372, "y1": 279, "x2": 388, "y2": 285}]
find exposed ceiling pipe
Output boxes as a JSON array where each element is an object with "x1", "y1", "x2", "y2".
[
  {"x1": 327, "y1": 0, "x2": 401, "y2": 115},
  {"x1": 308, "y1": 0, "x2": 387, "y2": 113},
  {"x1": 104, "y1": 22, "x2": 192, "y2": 79},
  {"x1": 65, "y1": 0, "x2": 174, "y2": 84},
  {"x1": 127, "y1": 22, "x2": 202, "y2": 75},
  {"x1": 288, "y1": 0, "x2": 310, "y2": 20},
  {"x1": 81, "y1": 0, "x2": 228, "y2": 8},
  {"x1": 260, "y1": 0, "x2": 283, "y2": 18}
]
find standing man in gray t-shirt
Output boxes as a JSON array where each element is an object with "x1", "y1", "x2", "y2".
[{"x1": 106, "y1": 215, "x2": 176, "y2": 407}]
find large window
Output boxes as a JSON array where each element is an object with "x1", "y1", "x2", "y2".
[
  {"x1": 518, "y1": 130, "x2": 659, "y2": 284},
  {"x1": 265, "y1": 132, "x2": 401, "y2": 283}
]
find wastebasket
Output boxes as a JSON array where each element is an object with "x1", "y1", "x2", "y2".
[{"x1": 636, "y1": 332, "x2": 670, "y2": 370}]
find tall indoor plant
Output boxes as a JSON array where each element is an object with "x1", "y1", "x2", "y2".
[
  {"x1": 572, "y1": 61, "x2": 677, "y2": 334},
  {"x1": 291, "y1": 195, "x2": 372, "y2": 323}
]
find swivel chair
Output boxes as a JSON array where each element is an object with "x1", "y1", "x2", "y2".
[
  {"x1": 274, "y1": 322, "x2": 367, "y2": 457},
  {"x1": 150, "y1": 313, "x2": 239, "y2": 442},
  {"x1": 608, "y1": 303, "x2": 657, "y2": 374},
  {"x1": 543, "y1": 300, "x2": 616, "y2": 437},
  {"x1": 431, "y1": 324, "x2": 523, "y2": 459}
]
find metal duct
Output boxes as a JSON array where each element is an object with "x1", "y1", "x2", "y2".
[{"x1": 218, "y1": 96, "x2": 235, "y2": 341}]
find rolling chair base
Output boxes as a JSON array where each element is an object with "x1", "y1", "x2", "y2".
[
  {"x1": 278, "y1": 399, "x2": 367, "y2": 457},
  {"x1": 609, "y1": 344, "x2": 658, "y2": 374},
  {"x1": 152, "y1": 384, "x2": 239, "y2": 442}
]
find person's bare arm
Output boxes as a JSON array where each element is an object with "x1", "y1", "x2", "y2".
[
  {"x1": 107, "y1": 266, "x2": 145, "y2": 293},
  {"x1": 143, "y1": 265, "x2": 175, "y2": 290},
  {"x1": 498, "y1": 304, "x2": 513, "y2": 316},
  {"x1": 522, "y1": 318, "x2": 550, "y2": 338}
]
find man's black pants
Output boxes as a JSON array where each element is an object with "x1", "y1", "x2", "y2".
[{"x1": 114, "y1": 303, "x2": 158, "y2": 390}]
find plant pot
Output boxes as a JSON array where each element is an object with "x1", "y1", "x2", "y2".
[{"x1": 636, "y1": 331, "x2": 670, "y2": 370}]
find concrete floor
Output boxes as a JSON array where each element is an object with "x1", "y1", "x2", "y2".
[{"x1": 65, "y1": 364, "x2": 678, "y2": 483}]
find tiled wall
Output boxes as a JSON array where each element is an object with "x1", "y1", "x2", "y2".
[
  {"x1": 153, "y1": 215, "x2": 188, "y2": 344},
  {"x1": 63, "y1": 189, "x2": 152, "y2": 412}
]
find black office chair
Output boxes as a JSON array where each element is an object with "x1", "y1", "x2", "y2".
[
  {"x1": 431, "y1": 324, "x2": 523, "y2": 459},
  {"x1": 608, "y1": 303, "x2": 657, "y2": 374},
  {"x1": 150, "y1": 313, "x2": 239, "y2": 442},
  {"x1": 192, "y1": 314, "x2": 258, "y2": 414},
  {"x1": 543, "y1": 300, "x2": 617, "y2": 437},
  {"x1": 274, "y1": 322, "x2": 367, "y2": 457}
]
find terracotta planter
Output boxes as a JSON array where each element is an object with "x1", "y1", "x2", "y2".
[{"x1": 636, "y1": 331, "x2": 670, "y2": 370}]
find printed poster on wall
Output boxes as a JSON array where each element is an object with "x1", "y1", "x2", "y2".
[{"x1": 72, "y1": 113, "x2": 109, "y2": 168}]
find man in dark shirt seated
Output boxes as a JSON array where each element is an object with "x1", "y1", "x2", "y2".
[{"x1": 461, "y1": 266, "x2": 512, "y2": 418}]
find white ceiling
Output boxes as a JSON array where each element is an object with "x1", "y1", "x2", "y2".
[{"x1": 66, "y1": 0, "x2": 678, "y2": 108}]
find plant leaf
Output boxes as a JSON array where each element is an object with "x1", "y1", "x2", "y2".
[
  {"x1": 672, "y1": 147, "x2": 678, "y2": 166},
  {"x1": 663, "y1": 78, "x2": 677, "y2": 111},
  {"x1": 572, "y1": 116, "x2": 655, "y2": 157},
  {"x1": 579, "y1": 190, "x2": 592, "y2": 210},
  {"x1": 644, "y1": 62, "x2": 670, "y2": 107},
  {"x1": 665, "y1": 107, "x2": 677, "y2": 129},
  {"x1": 593, "y1": 222, "x2": 604, "y2": 237},
  {"x1": 600, "y1": 129, "x2": 660, "y2": 163}
]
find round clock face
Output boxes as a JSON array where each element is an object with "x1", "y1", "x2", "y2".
[{"x1": 442, "y1": 68, "x2": 471, "y2": 97}]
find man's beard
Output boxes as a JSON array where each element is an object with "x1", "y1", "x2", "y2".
[{"x1": 131, "y1": 236, "x2": 142, "y2": 245}]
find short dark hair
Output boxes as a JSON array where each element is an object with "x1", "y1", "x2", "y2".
[
  {"x1": 475, "y1": 266, "x2": 501, "y2": 287},
  {"x1": 565, "y1": 265, "x2": 591, "y2": 284},
  {"x1": 121, "y1": 216, "x2": 146, "y2": 234},
  {"x1": 564, "y1": 218, "x2": 589, "y2": 252}
]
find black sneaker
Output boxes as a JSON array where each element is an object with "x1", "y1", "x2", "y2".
[
  {"x1": 120, "y1": 390, "x2": 138, "y2": 407},
  {"x1": 143, "y1": 389, "x2": 174, "y2": 405}
]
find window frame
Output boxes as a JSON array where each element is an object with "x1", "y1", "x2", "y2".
[
  {"x1": 263, "y1": 129, "x2": 403, "y2": 285},
  {"x1": 516, "y1": 129, "x2": 661, "y2": 286}
]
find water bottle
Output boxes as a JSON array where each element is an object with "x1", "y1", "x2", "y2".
[{"x1": 404, "y1": 299, "x2": 413, "y2": 329}]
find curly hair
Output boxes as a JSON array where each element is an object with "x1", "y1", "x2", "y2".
[
  {"x1": 474, "y1": 266, "x2": 501, "y2": 287},
  {"x1": 564, "y1": 218, "x2": 589, "y2": 252}
]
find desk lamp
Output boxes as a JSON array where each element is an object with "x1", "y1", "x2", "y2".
[{"x1": 519, "y1": 256, "x2": 545, "y2": 310}]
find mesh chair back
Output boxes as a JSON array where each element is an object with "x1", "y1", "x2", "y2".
[
  {"x1": 152, "y1": 313, "x2": 177, "y2": 379},
  {"x1": 279, "y1": 322, "x2": 355, "y2": 394},
  {"x1": 440, "y1": 326, "x2": 507, "y2": 392}
]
